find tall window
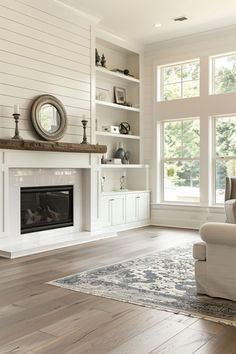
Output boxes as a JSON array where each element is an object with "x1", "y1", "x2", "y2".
[
  {"x1": 162, "y1": 119, "x2": 200, "y2": 203},
  {"x1": 213, "y1": 115, "x2": 236, "y2": 204},
  {"x1": 211, "y1": 53, "x2": 236, "y2": 95},
  {"x1": 159, "y1": 60, "x2": 200, "y2": 101}
]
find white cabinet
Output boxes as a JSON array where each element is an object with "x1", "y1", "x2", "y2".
[
  {"x1": 138, "y1": 193, "x2": 150, "y2": 220},
  {"x1": 101, "y1": 191, "x2": 150, "y2": 228},
  {"x1": 125, "y1": 192, "x2": 150, "y2": 223},
  {"x1": 125, "y1": 194, "x2": 137, "y2": 222},
  {"x1": 101, "y1": 195, "x2": 125, "y2": 227}
]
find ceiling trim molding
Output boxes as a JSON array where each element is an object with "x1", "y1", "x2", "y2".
[
  {"x1": 55, "y1": 0, "x2": 101, "y2": 24},
  {"x1": 144, "y1": 24, "x2": 236, "y2": 52}
]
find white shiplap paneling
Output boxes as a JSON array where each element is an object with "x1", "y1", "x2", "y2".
[{"x1": 0, "y1": 0, "x2": 92, "y2": 143}]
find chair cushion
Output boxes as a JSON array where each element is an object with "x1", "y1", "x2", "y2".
[
  {"x1": 225, "y1": 199, "x2": 236, "y2": 223},
  {"x1": 193, "y1": 241, "x2": 206, "y2": 261}
]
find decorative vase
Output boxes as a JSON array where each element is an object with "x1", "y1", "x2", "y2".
[{"x1": 114, "y1": 143, "x2": 125, "y2": 160}]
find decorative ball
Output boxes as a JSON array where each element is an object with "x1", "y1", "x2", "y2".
[{"x1": 119, "y1": 122, "x2": 131, "y2": 135}]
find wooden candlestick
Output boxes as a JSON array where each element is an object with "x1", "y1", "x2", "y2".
[
  {"x1": 12, "y1": 113, "x2": 23, "y2": 140},
  {"x1": 81, "y1": 119, "x2": 88, "y2": 144}
]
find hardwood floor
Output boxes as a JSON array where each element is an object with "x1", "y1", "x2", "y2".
[{"x1": 0, "y1": 226, "x2": 235, "y2": 354}]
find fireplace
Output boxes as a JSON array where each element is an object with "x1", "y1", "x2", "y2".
[{"x1": 21, "y1": 185, "x2": 73, "y2": 234}]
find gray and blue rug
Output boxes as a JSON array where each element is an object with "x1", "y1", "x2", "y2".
[{"x1": 49, "y1": 243, "x2": 236, "y2": 326}]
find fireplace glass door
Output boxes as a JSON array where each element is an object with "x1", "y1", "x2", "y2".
[{"x1": 21, "y1": 185, "x2": 73, "y2": 234}]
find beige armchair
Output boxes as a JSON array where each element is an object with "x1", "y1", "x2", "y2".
[
  {"x1": 193, "y1": 222, "x2": 236, "y2": 301},
  {"x1": 225, "y1": 177, "x2": 236, "y2": 223}
]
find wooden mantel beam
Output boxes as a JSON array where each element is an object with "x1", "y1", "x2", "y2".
[{"x1": 0, "y1": 139, "x2": 107, "y2": 154}]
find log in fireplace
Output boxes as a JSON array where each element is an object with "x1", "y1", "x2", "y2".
[{"x1": 21, "y1": 185, "x2": 73, "y2": 234}]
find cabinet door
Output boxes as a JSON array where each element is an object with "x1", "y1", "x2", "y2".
[
  {"x1": 111, "y1": 196, "x2": 125, "y2": 225},
  {"x1": 137, "y1": 193, "x2": 150, "y2": 220},
  {"x1": 125, "y1": 194, "x2": 138, "y2": 222},
  {"x1": 101, "y1": 197, "x2": 112, "y2": 227}
]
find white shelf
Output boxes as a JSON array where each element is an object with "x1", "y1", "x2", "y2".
[
  {"x1": 102, "y1": 190, "x2": 150, "y2": 196},
  {"x1": 96, "y1": 66, "x2": 140, "y2": 84},
  {"x1": 100, "y1": 164, "x2": 149, "y2": 169},
  {"x1": 96, "y1": 131, "x2": 140, "y2": 140},
  {"x1": 96, "y1": 100, "x2": 140, "y2": 112}
]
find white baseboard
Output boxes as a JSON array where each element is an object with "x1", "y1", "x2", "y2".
[{"x1": 151, "y1": 204, "x2": 225, "y2": 229}]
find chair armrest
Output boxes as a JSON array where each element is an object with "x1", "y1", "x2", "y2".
[{"x1": 200, "y1": 222, "x2": 236, "y2": 246}]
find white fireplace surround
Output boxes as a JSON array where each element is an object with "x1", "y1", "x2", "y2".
[
  {"x1": 0, "y1": 150, "x2": 116, "y2": 258},
  {"x1": 10, "y1": 168, "x2": 82, "y2": 237}
]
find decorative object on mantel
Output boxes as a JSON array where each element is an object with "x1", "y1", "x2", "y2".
[
  {"x1": 119, "y1": 122, "x2": 131, "y2": 135},
  {"x1": 12, "y1": 105, "x2": 23, "y2": 140},
  {"x1": 81, "y1": 118, "x2": 88, "y2": 144},
  {"x1": 31, "y1": 95, "x2": 67, "y2": 141},
  {"x1": 111, "y1": 68, "x2": 134, "y2": 77},
  {"x1": 0, "y1": 139, "x2": 107, "y2": 154}
]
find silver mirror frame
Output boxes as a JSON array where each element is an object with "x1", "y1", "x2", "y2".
[{"x1": 31, "y1": 95, "x2": 67, "y2": 141}]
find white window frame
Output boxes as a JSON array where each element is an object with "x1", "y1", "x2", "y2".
[
  {"x1": 160, "y1": 117, "x2": 200, "y2": 204},
  {"x1": 212, "y1": 114, "x2": 236, "y2": 204},
  {"x1": 210, "y1": 51, "x2": 236, "y2": 95},
  {"x1": 158, "y1": 58, "x2": 200, "y2": 102}
]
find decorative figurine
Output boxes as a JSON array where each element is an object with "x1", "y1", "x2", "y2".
[
  {"x1": 81, "y1": 118, "x2": 88, "y2": 144},
  {"x1": 12, "y1": 104, "x2": 23, "y2": 140},
  {"x1": 95, "y1": 48, "x2": 100, "y2": 66},
  {"x1": 101, "y1": 54, "x2": 106, "y2": 68}
]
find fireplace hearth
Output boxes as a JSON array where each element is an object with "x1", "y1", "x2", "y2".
[{"x1": 21, "y1": 185, "x2": 73, "y2": 234}]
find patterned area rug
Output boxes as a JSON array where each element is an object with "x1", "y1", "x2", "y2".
[{"x1": 49, "y1": 243, "x2": 236, "y2": 326}]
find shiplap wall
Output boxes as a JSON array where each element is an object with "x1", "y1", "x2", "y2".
[{"x1": 0, "y1": 0, "x2": 92, "y2": 143}]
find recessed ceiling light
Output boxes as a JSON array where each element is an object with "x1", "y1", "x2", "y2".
[{"x1": 155, "y1": 23, "x2": 162, "y2": 28}]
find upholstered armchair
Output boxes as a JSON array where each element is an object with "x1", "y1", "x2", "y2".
[
  {"x1": 225, "y1": 177, "x2": 236, "y2": 223},
  {"x1": 193, "y1": 222, "x2": 236, "y2": 301}
]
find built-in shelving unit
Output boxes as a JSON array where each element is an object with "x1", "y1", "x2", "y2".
[
  {"x1": 95, "y1": 34, "x2": 150, "y2": 230},
  {"x1": 95, "y1": 36, "x2": 141, "y2": 166}
]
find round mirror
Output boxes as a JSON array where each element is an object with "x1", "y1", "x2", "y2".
[{"x1": 31, "y1": 95, "x2": 67, "y2": 141}]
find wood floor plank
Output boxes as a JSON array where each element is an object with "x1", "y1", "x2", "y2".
[
  {"x1": 194, "y1": 326, "x2": 236, "y2": 354},
  {"x1": 149, "y1": 327, "x2": 213, "y2": 354},
  {"x1": 0, "y1": 330, "x2": 56, "y2": 354}
]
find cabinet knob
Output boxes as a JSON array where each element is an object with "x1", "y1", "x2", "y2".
[{"x1": 136, "y1": 196, "x2": 141, "y2": 199}]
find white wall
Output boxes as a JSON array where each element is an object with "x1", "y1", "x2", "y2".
[
  {"x1": 143, "y1": 26, "x2": 236, "y2": 228},
  {"x1": 0, "y1": 0, "x2": 94, "y2": 143}
]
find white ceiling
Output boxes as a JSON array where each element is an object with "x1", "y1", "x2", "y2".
[{"x1": 60, "y1": 0, "x2": 236, "y2": 44}]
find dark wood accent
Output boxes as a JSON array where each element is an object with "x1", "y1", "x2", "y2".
[
  {"x1": 0, "y1": 138, "x2": 107, "y2": 154},
  {"x1": 0, "y1": 226, "x2": 234, "y2": 353}
]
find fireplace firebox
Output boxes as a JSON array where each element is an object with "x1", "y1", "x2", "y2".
[{"x1": 21, "y1": 185, "x2": 73, "y2": 234}]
